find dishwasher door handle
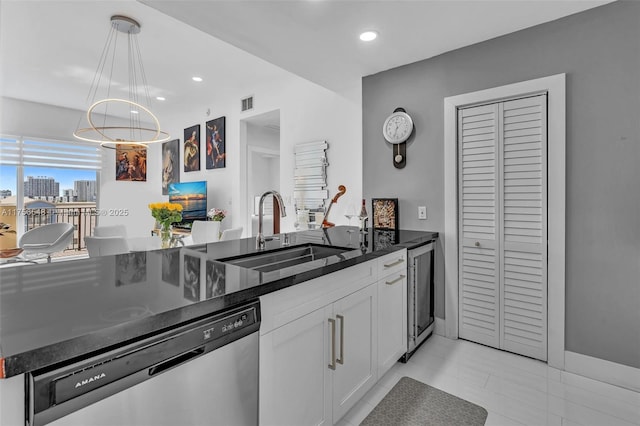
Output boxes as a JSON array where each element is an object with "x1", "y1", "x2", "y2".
[{"x1": 149, "y1": 346, "x2": 205, "y2": 376}]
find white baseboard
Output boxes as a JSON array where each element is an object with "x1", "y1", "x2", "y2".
[
  {"x1": 565, "y1": 351, "x2": 640, "y2": 393},
  {"x1": 434, "y1": 317, "x2": 445, "y2": 336}
]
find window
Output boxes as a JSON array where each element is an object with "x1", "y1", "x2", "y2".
[{"x1": 0, "y1": 137, "x2": 102, "y2": 255}]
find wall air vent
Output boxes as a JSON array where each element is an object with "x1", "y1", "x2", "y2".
[{"x1": 241, "y1": 96, "x2": 254, "y2": 112}]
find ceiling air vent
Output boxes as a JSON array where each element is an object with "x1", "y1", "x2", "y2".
[{"x1": 241, "y1": 96, "x2": 254, "y2": 112}]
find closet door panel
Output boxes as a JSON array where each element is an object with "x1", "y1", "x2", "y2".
[
  {"x1": 458, "y1": 104, "x2": 500, "y2": 348},
  {"x1": 499, "y1": 96, "x2": 548, "y2": 361}
]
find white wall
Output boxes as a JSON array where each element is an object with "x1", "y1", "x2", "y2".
[
  {"x1": 102, "y1": 72, "x2": 363, "y2": 237},
  {"x1": 247, "y1": 122, "x2": 280, "y2": 220},
  {"x1": 2, "y1": 65, "x2": 363, "y2": 241}
]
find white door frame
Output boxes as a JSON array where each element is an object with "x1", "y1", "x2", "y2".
[{"x1": 444, "y1": 74, "x2": 566, "y2": 369}]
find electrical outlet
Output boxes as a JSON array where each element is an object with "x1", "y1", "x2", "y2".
[{"x1": 418, "y1": 206, "x2": 427, "y2": 220}]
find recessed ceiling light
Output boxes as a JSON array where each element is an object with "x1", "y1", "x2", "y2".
[
  {"x1": 130, "y1": 110, "x2": 139, "y2": 114},
  {"x1": 156, "y1": 96, "x2": 166, "y2": 101},
  {"x1": 192, "y1": 76, "x2": 203, "y2": 82},
  {"x1": 359, "y1": 31, "x2": 378, "y2": 42}
]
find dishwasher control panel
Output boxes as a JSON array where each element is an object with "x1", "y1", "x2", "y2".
[{"x1": 204, "y1": 309, "x2": 255, "y2": 340}]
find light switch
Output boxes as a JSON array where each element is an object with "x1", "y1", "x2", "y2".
[{"x1": 418, "y1": 206, "x2": 427, "y2": 220}]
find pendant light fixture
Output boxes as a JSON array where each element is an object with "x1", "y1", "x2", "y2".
[{"x1": 73, "y1": 15, "x2": 169, "y2": 149}]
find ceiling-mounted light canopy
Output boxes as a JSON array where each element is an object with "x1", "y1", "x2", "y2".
[{"x1": 73, "y1": 15, "x2": 169, "y2": 149}]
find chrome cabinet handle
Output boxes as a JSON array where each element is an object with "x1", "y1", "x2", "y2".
[
  {"x1": 328, "y1": 318, "x2": 336, "y2": 370},
  {"x1": 383, "y1": 258, "x2": 405, "y2": 268},
  {"x1": 336, "y1": 314, "x2": 344, "y2": 365},
  {"x1": 475, "y1": 241, "x2": 480, "y2": 247},
  {"x1": 385, "y1": 274, "x2": 406, "y2": 285}
]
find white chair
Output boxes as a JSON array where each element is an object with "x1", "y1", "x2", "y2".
[
  {"x1": 190, "y1": 221, "x2": 220, "y2": 244},
  {"x1": 84, "y1": 236, "x2": 130, "y2": 257},
  {"x1": 220, "y1": 227, "x2": 243, "y2": 241},
  {"x1": 19, "y1": 223, "x2": 74, "y2": 263},
  {"x1": 181, "y1": 235, "x2": 195, "y2": 246},
  {"x1": 93, "y1": 225, "x2": 127, "y2": 237}
]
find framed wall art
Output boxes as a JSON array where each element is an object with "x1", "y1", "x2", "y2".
[
  {"x1": 206, "y1": 116, "x2": 226, "y2": 169},
  {"x1": 372, "y1": 198, "x2": 399, "y2": 230},
  {"x1": 115, "y1": 144, "x2": 147, "y2": 181},
  {"x1": 184, "y1": 124, "x2": 200, "y2": 172},
  {"x1": 162, "y1": 139, "x2": 179, "y2": 195}
]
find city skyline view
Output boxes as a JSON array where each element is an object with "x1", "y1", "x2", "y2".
[{"x1": 0, "y1": 165, "x2": 97, "y2": 197}]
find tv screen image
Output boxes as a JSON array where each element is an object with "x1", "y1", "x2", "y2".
[{"x1": 168, "y1": 181, "x2": 207, "y2": 226}]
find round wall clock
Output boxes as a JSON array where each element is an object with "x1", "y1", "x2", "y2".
[
  {"x1": 383, "y1": 110, "x2": 414, "y2": 144},
  {"x1": 382, "y1": 108, "x2": 414, "y2": 168}
]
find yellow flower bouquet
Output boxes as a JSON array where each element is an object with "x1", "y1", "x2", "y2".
[{"x1": 149, "y1": 202, "x2": 183, "y2": 248}]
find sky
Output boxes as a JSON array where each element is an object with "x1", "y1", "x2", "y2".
[
  {"x1": 168, "y1": 181, "x2": 207, "y2": 197},
  {"x1": 0, "y1": 165, "x2": 97, "y2": 196}
]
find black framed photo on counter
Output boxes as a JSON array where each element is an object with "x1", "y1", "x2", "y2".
[{"x1": 372, "y1": 198, "x2": 399, "y2": 230}]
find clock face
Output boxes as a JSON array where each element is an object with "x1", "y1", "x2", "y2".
[{"x1": 383, "y1": 112, "x2": 413, "y2": 144}]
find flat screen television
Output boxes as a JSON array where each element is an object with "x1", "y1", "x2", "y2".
[{"x1": 168, "y1": 181, "x2": 207, "y2": 228}]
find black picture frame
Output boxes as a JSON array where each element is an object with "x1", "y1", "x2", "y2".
[
  {"x1": 183, "y1": 124, "x2": 201, "y2": 172},
  {"x1": 162, "y1": 139, "x2": 180, "y2": 195},
  {"x1": 372, "y1": 198, "x2": 399, "y2": 231},
  {"x1": 205, "y1": 116, "x2": 226, "y2": 169}
]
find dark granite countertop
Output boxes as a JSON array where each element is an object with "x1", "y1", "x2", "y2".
[{"x1": 0, "y1": 226, "x2": 437, "y2": 378}]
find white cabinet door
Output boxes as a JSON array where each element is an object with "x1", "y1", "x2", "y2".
[
  {"x1": 259, "y1": 305, "x2": 333, "y2": 426},
  {"x1": 332, "y1": 284, "x2": 377, "y2": 422},
  {"x1": 377, "y1": 270, "x2": 407, "y2": 377}
]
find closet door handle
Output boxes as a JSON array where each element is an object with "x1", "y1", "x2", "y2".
[
  {"x1": 383, "y1": 258, "x2": 405, "y2": 268},
  {"x1": 328, "y1": 318, "x2": 336, "y2": 370},
  {"x1": 385, "y1": 274, "x2": 406, "y2": 285},
  {"x1": 474, "y1": 241, "x2": 480, "y2": 247},
  {"x1": 336, "y1": 314, "x2": 344, "y2": 365}
]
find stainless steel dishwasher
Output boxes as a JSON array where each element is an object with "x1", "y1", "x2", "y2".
[{"x1": 27, "y1": 300, "x2": 260, "y2": 426}]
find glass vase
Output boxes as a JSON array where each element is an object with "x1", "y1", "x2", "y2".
[{"x1": 160, "y1": 223, "x2": 173, "y2": 249}]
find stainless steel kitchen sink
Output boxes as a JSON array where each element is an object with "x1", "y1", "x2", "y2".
[{"x1": 219, "y1": 243, "x2": 353, "y2": 272}]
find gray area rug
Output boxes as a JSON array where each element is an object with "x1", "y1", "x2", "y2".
[{"x1": 361, "y1": 377, "x2": 488, "y2": 426}]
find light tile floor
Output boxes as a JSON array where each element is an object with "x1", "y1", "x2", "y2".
[{"x1": 338, "y1": 334, "x2": 640, "y2": 426}]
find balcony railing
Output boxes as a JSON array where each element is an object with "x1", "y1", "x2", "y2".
[{"x1": 24, "y1": 207, "x2": 98, "y2": 252}]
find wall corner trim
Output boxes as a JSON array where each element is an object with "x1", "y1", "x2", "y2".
[{"x1": 434, "y1": 317, "x2": 446, "y2": 337}]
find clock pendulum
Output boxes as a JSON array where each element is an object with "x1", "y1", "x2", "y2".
[{"x1": 395, "y1": 144, "x2": 403, "y2": 164}]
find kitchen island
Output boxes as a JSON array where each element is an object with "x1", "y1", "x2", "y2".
[{"x1": 0, "y1": 226, "x2": 437, "y2": 425}]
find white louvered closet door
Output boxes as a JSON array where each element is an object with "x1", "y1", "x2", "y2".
[
  {"x1": 500, "y1": 96, "x2": 547, "y2": 360},
  {"x1": 458, "y1": 103, "x2": 500, "y2": 349},
  {"x1": 459, "y1": 95, "x2": 548, "y2": 361}
]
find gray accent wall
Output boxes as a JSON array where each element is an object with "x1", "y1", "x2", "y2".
[{"x1": 363, "y1": 1, "x2": 640, "y2": 368}]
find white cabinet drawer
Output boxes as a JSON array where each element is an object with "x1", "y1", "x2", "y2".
[
  {"x1": 377, "y1": 249, "x2": 407, "y2": 279},
  {"x1": 260, "y1": 260, "x2": 376, "y2": 335}
]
